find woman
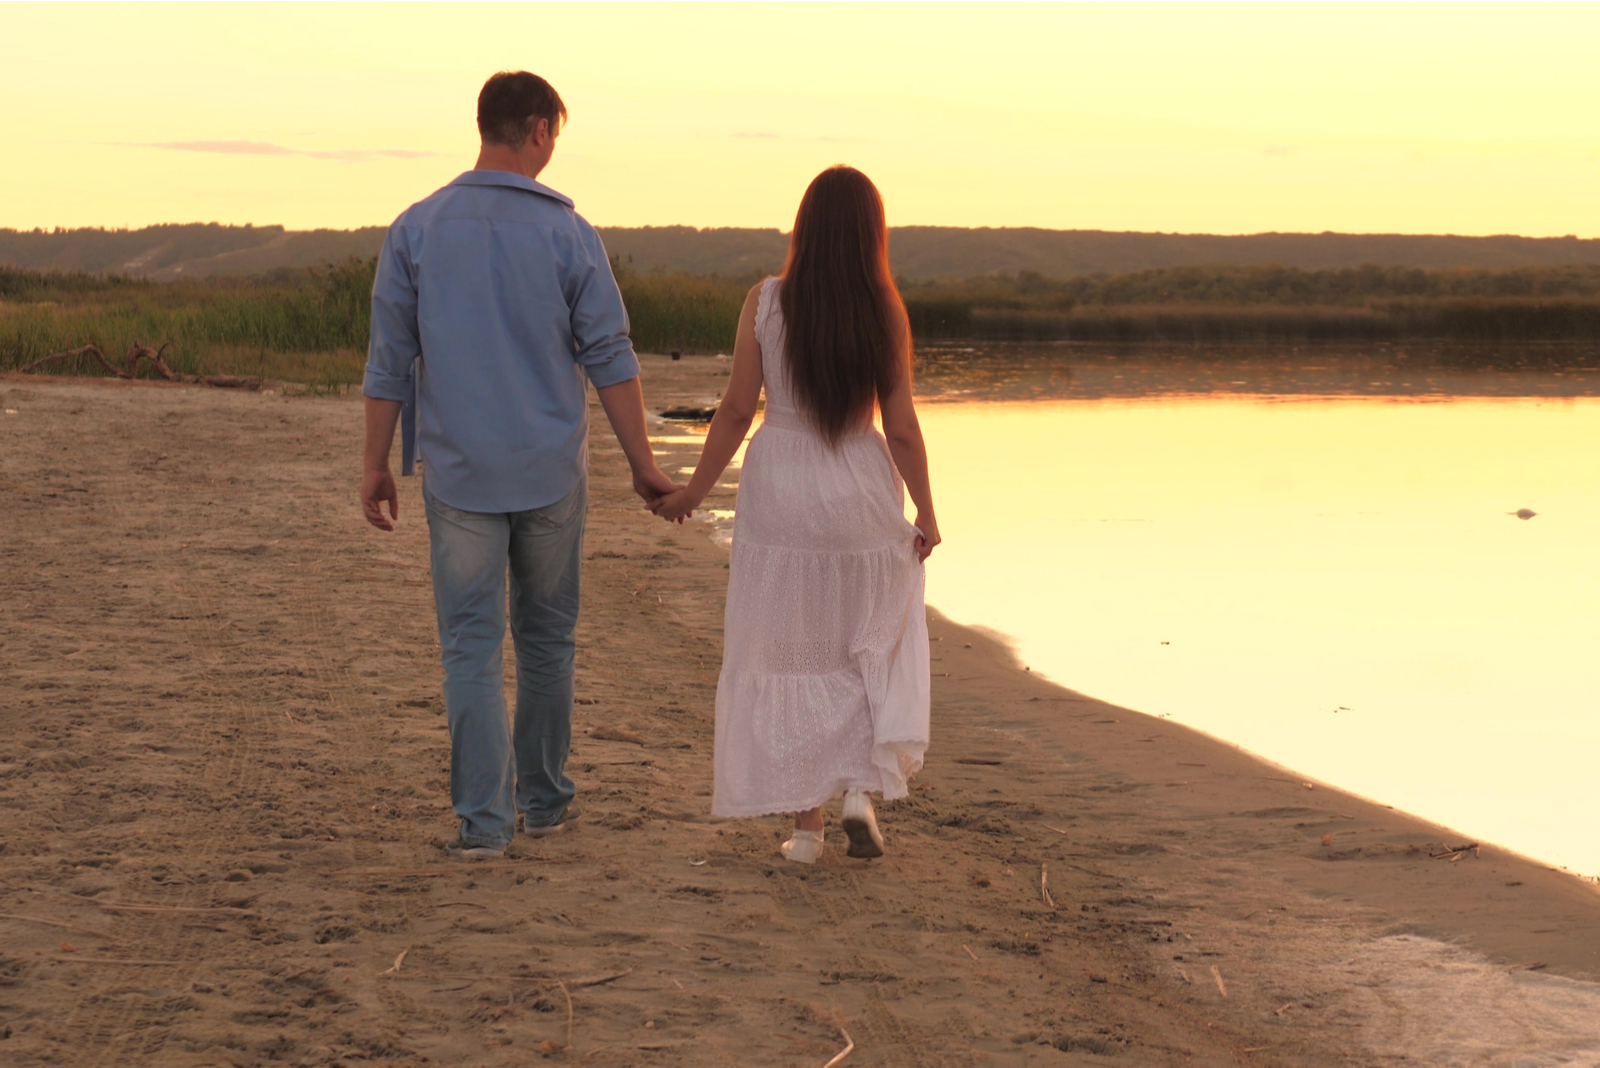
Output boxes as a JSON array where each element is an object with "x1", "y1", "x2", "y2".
[{"x1": 651, "y1": 166, "x2": 939, "y2": 864}]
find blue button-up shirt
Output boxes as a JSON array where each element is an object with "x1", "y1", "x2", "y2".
[{"x1": 362, "y1": 170, "x2": 640, "y2": 514}]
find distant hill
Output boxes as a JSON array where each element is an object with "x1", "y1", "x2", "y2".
[
  {"x1": 0, "y1": 224, "x2": 388, "y2": 281},
  {"x1": 603, "y1": 226, "x2": 1600, "y2": 280},
  {"x1": 4, "y1": 223, "x2": 1599, "y2": 282}
]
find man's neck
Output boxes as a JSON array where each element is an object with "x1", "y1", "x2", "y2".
[{"x1": 474, "y1": 143, "x2": 544, "y2": 181}]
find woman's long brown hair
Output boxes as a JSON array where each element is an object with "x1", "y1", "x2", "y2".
[{"x1": 779, "y1": 166, "x2": 910, "y2": 445}]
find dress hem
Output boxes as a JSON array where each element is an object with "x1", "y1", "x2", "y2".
[{"x1": 712, "y1": 775, "x2": 908, "y2": 819}]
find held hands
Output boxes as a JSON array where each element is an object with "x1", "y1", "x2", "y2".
[
  {"x1": 633, "y1": 465, "x2": 684, "y2": 509},
  {"x1": 650, "y1": 486, "x2": 701, "y2": 524}
]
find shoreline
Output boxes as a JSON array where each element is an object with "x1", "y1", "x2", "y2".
[{"x1": 1, "y1": 363, "x2": 1596, "y2": 1063}]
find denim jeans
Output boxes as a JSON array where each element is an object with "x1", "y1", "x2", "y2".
[{"x1": 423, "y1": 476, "x2": 586, "y2": 849}]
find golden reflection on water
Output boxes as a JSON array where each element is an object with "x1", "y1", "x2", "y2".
[{"x1": 917, "y1": 393, "x2": 1600, "y2": 877}]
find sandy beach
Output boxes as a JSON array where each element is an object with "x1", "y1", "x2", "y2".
[{"x1": 2, "y1": 356, "x2": 1598, "y2": 1066}]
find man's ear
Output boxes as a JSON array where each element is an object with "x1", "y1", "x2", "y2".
[{"x1": 531, "y1": 117, "x2": 552, "y2": 147}]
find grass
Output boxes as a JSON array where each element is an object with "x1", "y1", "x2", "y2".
[
  {"x1": 1, "y1": 259, "x2": 373, "y2": 385},
  {"x1": 901, "y1": 266, "x2": 1600, "y2": 343},
  {"x1": 4, "y1": 261, "x2": 1597, "y2": 386},
  {"x1": 0, "y1": 259, "x2": 749, "y2": 383},
  {"x1": 939, "y1": 300, "x2": 1600, "y2": 344},
  {"x1": 903, "y1": 263, "x2": 1600, "y2": 308},
  {"x1": 613, "y1": 266, "x2": 748, "y2": 353}
]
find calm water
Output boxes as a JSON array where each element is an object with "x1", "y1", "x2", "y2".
[
  {"x1": 912, "y1": 343, "x2": 1600, "y2": 879},
  {"x1": 656, "y1": 342, "x2": 1600, "y2": 878}
]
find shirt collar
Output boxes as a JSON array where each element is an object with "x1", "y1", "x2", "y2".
[{"x1": 448, "y1": 169, "x2": 574, "y2": 207}]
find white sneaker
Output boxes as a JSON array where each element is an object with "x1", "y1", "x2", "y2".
[
  {"x1": 841, "y1": 790, "x2": 885, "y2": 859},
  {"x1": 780, "y1": 828, "x2": 824, "y2": 864}
]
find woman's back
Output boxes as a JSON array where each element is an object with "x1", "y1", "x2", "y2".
[
  {"x1": 645, "y1": 166, "x2": 937, "y2": 857},
  {"x1": 752, "y1": 276, "x2": 865, "y2": 437},
  {"x1": 736, "y1": 276, "x2": 903, "y2": 552}
]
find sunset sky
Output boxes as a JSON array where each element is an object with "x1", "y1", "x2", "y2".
[{"x1": 4, "y1": 2, "x2": 1597, "y2": 236}]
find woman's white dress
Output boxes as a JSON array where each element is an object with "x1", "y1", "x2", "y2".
[{"x1": 712, "y1": 277, "x2": 930, "y2": 817}]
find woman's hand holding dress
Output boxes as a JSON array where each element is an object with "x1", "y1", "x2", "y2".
[{"x1": 914, "y1": 513, "x2": 941, "y2": 562}]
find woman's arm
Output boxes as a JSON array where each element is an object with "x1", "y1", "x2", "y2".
[
  {"x1": 651, "y1": 283, "x2": 766, "y2": 522},
  {"x1": 880, "y1": 337, "x2": 940, "y2": 561}
]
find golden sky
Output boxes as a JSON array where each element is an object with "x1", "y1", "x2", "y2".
[{"x1": 4, "y1": 2, "x2": 1597, "y2": 235}]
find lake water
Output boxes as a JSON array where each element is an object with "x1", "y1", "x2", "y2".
[
  {"x1": 912, "y1": 342, "x2": 1600, "y2": 880},
  {"x1": 659, "y1": 342, "x2": 1600, "y2": 879}
]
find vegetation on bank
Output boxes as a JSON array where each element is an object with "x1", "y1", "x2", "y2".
[
  {"x1": 3, "y1": 261, "x2": 1598, "y2": 385},
  {"x1": 0, "y1": 261, "x2": 374, "y2": 386}
]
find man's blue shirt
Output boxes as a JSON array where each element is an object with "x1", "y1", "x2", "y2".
[{"x1": 362, "y1": 169, "x2": 640, "y2": 514}]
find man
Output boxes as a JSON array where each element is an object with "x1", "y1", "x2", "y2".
[{"x1": 361, "y1": 71, "x2": 677, "y2": 858}]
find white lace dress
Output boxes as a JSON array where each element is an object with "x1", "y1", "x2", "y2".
[{"x1": 712, "y1": 277, "x2": 930, "y2": 817}]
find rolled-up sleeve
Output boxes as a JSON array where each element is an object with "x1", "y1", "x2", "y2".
[
  {"x1": 567, "y1": 225, "x2": 640, "y2": 388},
  {"x1": 362, "y1": 225, "x2": 421, "y2": 402}
]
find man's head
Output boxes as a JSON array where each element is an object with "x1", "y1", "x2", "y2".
[{"x1": 476, "y1": 72, "x2": 566, "y2": 177}]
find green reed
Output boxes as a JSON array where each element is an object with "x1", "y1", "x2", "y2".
[
  {"x1": 1, "y1": 259, "x2": 376, "y2": 383},
  {"x1": 5, "y1": 260, "x2": 1597, "y2": 386}
]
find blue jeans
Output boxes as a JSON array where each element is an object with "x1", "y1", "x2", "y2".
[{"x1": 423, "y1": 477, "x2": 586, "y2": 849}]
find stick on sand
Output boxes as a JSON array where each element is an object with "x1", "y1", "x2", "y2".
[
  {"x1": 823, "y1": 1027, "x2": 855, "y2": 1068},
  {"x1": 559, "y1": 980, "x2": 575, "y2": 1050},
  {"x1": 568, "y1": 968, "x2": 632, "y2": 989},
  {"x1": 0, "y1": 913, "x2": 109, "y2": 936},
  {"x1": 98, "y1": 903, "x2": 257, "y2": 915}
]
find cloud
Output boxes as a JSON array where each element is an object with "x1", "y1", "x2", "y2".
[
  {"x1": 125, "y1": 140, "x2": 436, "y2": 161},
  {"x1": 146, "y1": 140, "x2": 296, "y2": 155},
  {"x1": 304, "y1": 148, "x2": 437, "y2": 161},
  {"x1": 1263, "y1": 144, "x2": 1299, "y2": 158},
  {"x1": 726, "y1": 131, "x2": 863, "y2": 144}
]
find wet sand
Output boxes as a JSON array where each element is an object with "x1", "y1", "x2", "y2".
[{"x1": 1, "y1": 357, "x2": 1597, "y2": 1065}]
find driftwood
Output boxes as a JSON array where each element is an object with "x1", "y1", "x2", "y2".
[
  {"x1": 23, "y1": 341, "x2": 176, "y2": 379},
  {"x1": 19, "y1": 342, "x2": 260, "y2": 390}
]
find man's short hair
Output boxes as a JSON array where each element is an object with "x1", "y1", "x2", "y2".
[{"x1": 477, "y1": 71, "x2": 567, "y2": 147}]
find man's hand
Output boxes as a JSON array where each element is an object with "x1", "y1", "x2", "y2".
[
  {"x1": 362, "y1": 396, "x2": 404, "y2": 531},
  {"x1": 595, "y1": 378, "x2": 687, "y2": 507},
  {"x1": 363, "y1": 468, "x2": 400, "y2": 531},
  {"x1": 633, "y1": 464, "x2": 682, "y2": 507}
]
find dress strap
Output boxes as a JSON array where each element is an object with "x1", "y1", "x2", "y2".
[{"x1": 754, "y1": 275, "x2": 780, "y2": 335}]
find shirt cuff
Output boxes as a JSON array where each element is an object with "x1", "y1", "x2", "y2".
[
  {"x1": 582, "y1": 347, "x2": 641, "y2": 389},
  {"x1": 362, "y1": 364, "x2": 414, "y2": 403}
]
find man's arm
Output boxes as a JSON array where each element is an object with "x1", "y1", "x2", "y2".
[
  {"x1": 362, "y1": 397, "x2": 403, "y2": 530},
  {"x1": 360, "y1": 225, "x2": 420, "y2": 530},
  {"x1": 568, "y1": 224, "x2": 677, "y2": 503},
  {"x1": 650, "y1": 284, "x2": 764, "y2": 522},
  {"x1": 596, "y1": 377, "x2": 678, "y2": 504}
]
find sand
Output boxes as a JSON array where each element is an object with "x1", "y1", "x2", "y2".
[{"x1": 2, "y1": 357, "x2": 1598, "y2": 1066}]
